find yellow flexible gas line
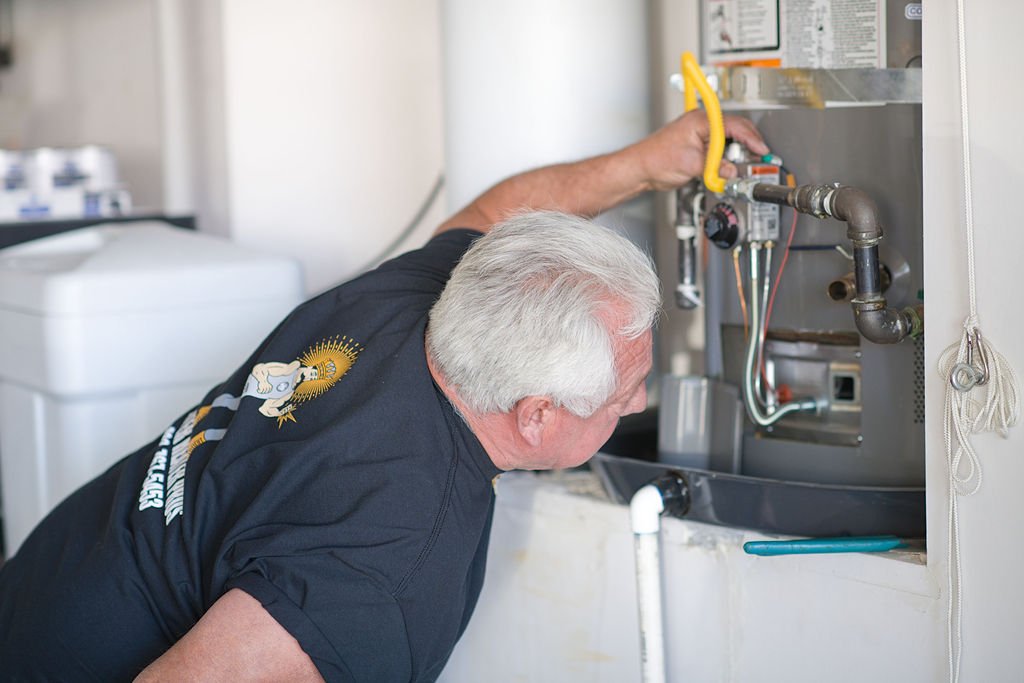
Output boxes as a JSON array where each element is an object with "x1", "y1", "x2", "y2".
[{"x1": 681, "y1": 51, "x2": 727, "y2": 194}]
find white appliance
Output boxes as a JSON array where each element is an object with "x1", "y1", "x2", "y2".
[{"x1": 0, "y1": 222, "x2": 304, "y2": 555}]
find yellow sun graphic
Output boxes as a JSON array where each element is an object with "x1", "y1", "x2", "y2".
[{"x1": 291, "y1": 335, "x2": 363, "y2": 404}]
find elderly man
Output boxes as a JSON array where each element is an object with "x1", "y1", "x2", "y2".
[{"x1": 0, "y1": 110, "x2": 766, "y2": 681}]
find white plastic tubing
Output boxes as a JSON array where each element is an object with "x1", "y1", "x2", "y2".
[{"x1": 631, "y1": 484, "x2": 668, "y2": 683}]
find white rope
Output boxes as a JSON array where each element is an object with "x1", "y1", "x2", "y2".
[
  {"x1": 937, "y1": 333, "x2": 1020, "y2": 682},
  {"x1": 939, "y1": 1, "x2": 1023, "y2": 680}
]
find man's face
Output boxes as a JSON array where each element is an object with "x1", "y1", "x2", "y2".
[{"x1": 529, "y1": 328, "x2": 653, "y2": 470}]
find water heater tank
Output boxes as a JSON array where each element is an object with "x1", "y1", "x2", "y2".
[{"x1": 440, "y1": 0, "x2": 650, "y2": 213}]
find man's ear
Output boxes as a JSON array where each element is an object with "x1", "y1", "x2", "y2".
[{"x1": 514, "y1": 396, "x2": 556, "y2": 447}]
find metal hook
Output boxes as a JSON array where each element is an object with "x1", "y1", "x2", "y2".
[
  {"x1": 950, "y1": 328, "x2": 990, "y2": 392},
  {"x1": 971, "y1": 328, "x2": 989, "y2": 386}
]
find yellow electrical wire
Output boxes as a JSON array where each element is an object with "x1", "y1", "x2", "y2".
[
  {"x1": 681, "y1": 51, "x2": 727, "y2": 194},
  {"x1": 682, "y1": 53, "x2": 698, "y2": 113}
]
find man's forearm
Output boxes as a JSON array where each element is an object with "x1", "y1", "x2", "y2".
[
  {"x1": 435, "y1": 110, "x2": 768, "y2": 235},
  {"x1": 436, "y1": 144, "x2": 650, "y2": 234}
]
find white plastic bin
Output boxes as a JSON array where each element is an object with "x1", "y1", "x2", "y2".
[
  {"x1": 0, "y1": 222, "x2": 304, "y2": 555},
  {"x1": 658, "y1": 375, "x2": 743, "y2": 473}
]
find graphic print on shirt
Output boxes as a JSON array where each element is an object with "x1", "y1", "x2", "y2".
[
  {"x1": 137, "y1": 335, "x2": 363, "y2": 525},
  {"x1": 217, "y1": 335, "x2": 364, "y2": 427}
]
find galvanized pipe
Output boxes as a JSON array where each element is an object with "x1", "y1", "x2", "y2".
[
  {"x1": 743, "y1": 182, "x2": 923, "y2": 344},
  {"x1": 853, "y1": 245, "x2": 881, "y2": 298}
]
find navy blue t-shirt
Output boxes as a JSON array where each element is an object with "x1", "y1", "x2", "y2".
[{"x1": 0, "y1": 229, "x2": 501, "y2": 682}]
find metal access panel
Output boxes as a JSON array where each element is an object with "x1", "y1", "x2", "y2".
[{"x1": 703, "y1": 104, "x2": 924, "y2": 487}]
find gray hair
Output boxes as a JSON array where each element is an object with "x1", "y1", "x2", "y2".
[{"x1": 426, "y1": 211, "x2": 661, "y2": 417}]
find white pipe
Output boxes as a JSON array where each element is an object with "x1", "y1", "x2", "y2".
[{"x1": 631, "y1": 484, "x2": 667, "y2": 683}]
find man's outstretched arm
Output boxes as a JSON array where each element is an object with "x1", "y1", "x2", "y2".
[{"x1": 436, "y1": 110, "x2": 768, "y2": 235}]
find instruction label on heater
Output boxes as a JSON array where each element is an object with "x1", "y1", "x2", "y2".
[
  {"x1": 705, "y1": 0, "x2": 781, "y2": 59},
  {"x1": 784, "y1": 0, "x2": 884, "y2": 68},
  {"x1": 703, "y1": 0, "x2": 884, "y2": 68}
]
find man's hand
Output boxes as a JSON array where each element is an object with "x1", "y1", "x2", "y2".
[{"x1": 627, "y1": 109, "x2": 770, "y2": 192}]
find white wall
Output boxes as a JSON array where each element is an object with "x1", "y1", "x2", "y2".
[
  {"x1": 924, "y1": 0, "x2": 1024, "y2": 676},
  {"x1": 0, "y1": 0, "x2": 164, "y2": 210},
  {"x1": 0, "y1": 0, "x2": 648, "y2": 294},
  {"x1": 0, "y1": 0, "x2": 448, "y2": 295},
  {"x1": 217, "y1": 0, "x2": 447, "y2": 293}
]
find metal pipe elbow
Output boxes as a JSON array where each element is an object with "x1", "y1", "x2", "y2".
[
  {"x1": 852, "y1": 301, "x2": 923, "y2": 344},
  {"x1": 831, "y1": 186, "x2": 884, "y2": 245},
  {"x1": 748, "y1": 181, "x2": 921, "y2": 345}
]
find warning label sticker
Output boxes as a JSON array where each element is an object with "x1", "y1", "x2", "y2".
[{"x1": 703, "y1": 0, "x2": 884, "y2": 69}]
